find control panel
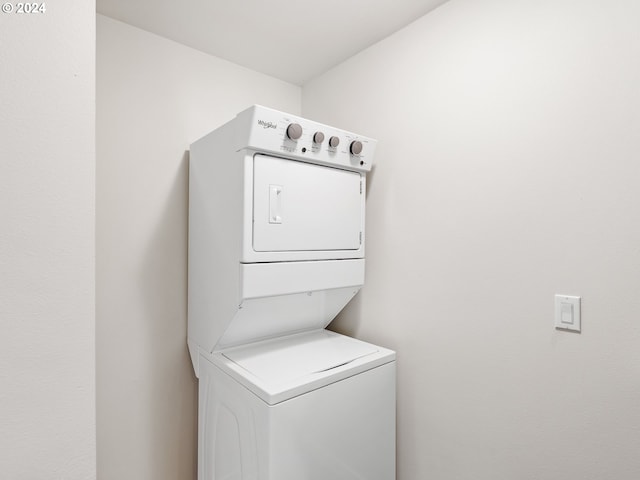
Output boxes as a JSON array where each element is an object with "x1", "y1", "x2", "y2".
[{"x1": 234, "y1": 105, "x2": 375, "y2": 172}]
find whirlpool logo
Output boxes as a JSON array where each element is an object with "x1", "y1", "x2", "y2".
[{"x1": 257, "y1": 119, "x2": 277, "y2": 129}]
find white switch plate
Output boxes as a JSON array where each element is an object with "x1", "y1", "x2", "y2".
[{"x1": 555, "y1": 295, "x2": 581, "y2": 332}]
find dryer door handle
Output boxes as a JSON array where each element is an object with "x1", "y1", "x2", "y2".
[{"x1": 269, "y1": 184, "x2": 283, "y2": 224}]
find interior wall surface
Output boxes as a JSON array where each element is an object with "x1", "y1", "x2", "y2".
[
  {"x1": 96, "y1": 14, "x2": 300, "y2": 480},
  {"x1": 303, "y1": 0, "x2": 640, "y2": 479},
  {"x1": 0, "y1": 1, "x2": 96, "y2": 478}
]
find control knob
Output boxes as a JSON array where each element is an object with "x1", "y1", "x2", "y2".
[
  {"x1": 313, "y1": 131, "x2": 325, "y2": 144},
  {"x1": 286, "y1": 123, "x2": 303, "y2": 140},
  {"x1": 328, "y1": 136, "x2": 340, "y2": 148},
  {"x1": 350, "y1": 140, "x2": 363, "y2": 155}
]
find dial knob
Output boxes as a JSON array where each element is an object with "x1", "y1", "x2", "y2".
[
  {"x1": 328, "y1": 136, "x2": 340, "y2": 148},
  {"x1": 286, "y1": 123, "x2": 303, "y2": 140},
  {"x1": 313, "y1": 131, "x2": 325, "y2": 144},
  {"x1": 350, "y1": 140, "x2": 363, "y2": 155}
]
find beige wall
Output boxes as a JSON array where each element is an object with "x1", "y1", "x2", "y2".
[
  {"x1": 304, "y1": 0, "x2": 640, "y2": 478},
  {"x1": 96, "y1": 15, "x2": 300, "y2": 480},
  {"x1": 97, "y1": 1, "x2": 640, "y2": 478},
  {"x1": 0, "y1": 1, "x2": 96, "y2": 477}
]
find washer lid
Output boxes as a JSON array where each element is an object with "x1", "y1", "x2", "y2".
[
  {"x1": 224, "y1": 330, "x2": 376, "y2": 382},
  {"x1": 216, "y1": 330, "x2": 395, "y2": 405}
]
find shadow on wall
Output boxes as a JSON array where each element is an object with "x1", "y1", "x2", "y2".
[
  {"x1": 329, "y1": 292, "x2": 364, "y2": 337},
  {"x1": 366, "y1": 164, "x2": 377, "y2": 201},
  {"x1": 140, "y1": 150, "x2": 197, "y2": 480}
]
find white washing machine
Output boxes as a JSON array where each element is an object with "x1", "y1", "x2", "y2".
[{"x1": 188, "y1": 105, "x2": 395, "y2": 480}]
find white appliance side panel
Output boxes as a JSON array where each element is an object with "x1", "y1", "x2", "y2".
[
  {"x1": 198, "y1": 357, "x2": 264, "y2": 480},
  {"x1": 270, "y1": 362, "x2": 396, "y2": 480},
  {"x1": 188, "y1": 122, "x2": 244, "y2": 375},
  {"x1": 252, "y1": 154, "x2": 363, "y2": 253}
]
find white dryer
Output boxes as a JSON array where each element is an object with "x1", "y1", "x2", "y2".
[{"x1": 188, "y1": 105, "x2": 395, "y2": 480}]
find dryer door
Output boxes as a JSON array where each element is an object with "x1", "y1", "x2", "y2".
[{"x1": 252, "y1": 154, "x2": 362, "y2": 253}]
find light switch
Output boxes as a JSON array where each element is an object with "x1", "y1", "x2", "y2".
[
  {"x1": 560, "y1": 302, "x2": 573, "y2": 324},
  {"x1": 555, "y1": 295, "x2": 581, "y2": 332}
]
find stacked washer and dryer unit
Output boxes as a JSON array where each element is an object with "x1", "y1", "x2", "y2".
[{"x1": 188, "y1": 105, "x2": 395, "y2": 480}]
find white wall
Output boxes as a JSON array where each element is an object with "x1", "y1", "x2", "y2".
[
  {"x1": 96, "y1": 15, "x2": 300, "y2": 480},
  {"x1": 304, "y1": 0, "x2": 640, "y2": 478},
  {"x1": 0, "y1": 1, "x2": 96, "y2": 478}
]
